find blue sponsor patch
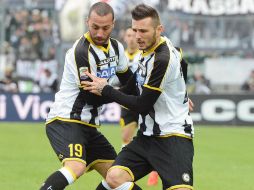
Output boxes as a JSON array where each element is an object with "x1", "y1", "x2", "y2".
[
  {"x1": 136, "y1": 73, "x2": 145, "y2": 85},
  {"x1": 97, "y1": 66, "x2": 116, "y2": 78}
]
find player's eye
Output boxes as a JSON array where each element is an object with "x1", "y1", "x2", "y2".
[
  {"x1": 139, "y1": 29, "x2": 147, "y2": 33},
  {"x1": 92, "y1": 25, "x2": 99, "y2": 30},
  {"x1": 103, "y1": 26, "x2": 110, "y2": 30}
]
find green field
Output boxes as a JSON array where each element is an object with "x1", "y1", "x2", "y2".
[{"x1": 0, "y1": 123, "x2": 253, "y2": 190}]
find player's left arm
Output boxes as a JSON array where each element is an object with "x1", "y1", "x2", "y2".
[
  {"x1": 115, "y1": 42, "x2": 133, "y2": 85},
  {"x1": 176, "y1": 47, "x2": 194, "y2": 111},
  {"x1": 101, "y1": 52, "x2": 168, "y2": 114},
  {"x1": 82, "y1": 52, "x2": 168, "y2": 114},
  {"x1": 102, "y1": 85, "x2": 161, "y2": 115}
]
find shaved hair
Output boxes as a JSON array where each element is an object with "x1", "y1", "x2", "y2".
[
  {"x1": 131, "y1": 4, "x2": 160, "y2": 27},
  {"x1": 88, "y1": 2, "x2": 114, "y2": 20}
]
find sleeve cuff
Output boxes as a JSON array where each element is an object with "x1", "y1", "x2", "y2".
[{"x1": 102, "y1": 85, "x2": 113, "y2": 97}]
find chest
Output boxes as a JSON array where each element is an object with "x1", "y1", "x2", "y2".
[
  {"x1": 89, "y1": 46, "x2": 119, "y2": 79},
  {"x1": 136, "y1": 54, "x2": 155, "y2": 86}
]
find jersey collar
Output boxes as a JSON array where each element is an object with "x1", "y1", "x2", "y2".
[{"x1": 84, "y1": 32, "x2": 110, "y2": 53}]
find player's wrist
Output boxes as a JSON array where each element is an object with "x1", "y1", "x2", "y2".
[{"x1": 101, "y1": 85, "x2": 112, "y2": 96}]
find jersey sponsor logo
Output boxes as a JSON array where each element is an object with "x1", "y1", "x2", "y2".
[
  {"x1": 136, "y1": 61, "x2": 147, "y2": 86},
  {"x1": 79, "y1": 67, "x2": 89, "y2": 80},
  {"x1": 97, "y1": 66, "x2": 116, "y2": 78},
  {"x1": 136, "y1": 73, "x2": 145, "y2": 85},
  {"x1": 138, "y1": 62, "x2": 146, "y2": 74},
  {"x1": 182, "y1": 173, "x2": 190, "y2": 182},
  {"x1": 98, "y1": 56, "x2": 118, "y2": 66}
]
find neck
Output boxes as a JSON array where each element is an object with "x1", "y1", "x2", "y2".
[
  {"x1": 127, "y1": 47, "x2": 138, "y2": 54},
  {"x1": 152, "y1": 36, "x2": 161, "y2": 49}
]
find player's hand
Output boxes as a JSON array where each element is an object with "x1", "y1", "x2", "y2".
[
  {"x1": 188, "y1": 98, "x2": 194, "y2": 112},
  {"x1": 81, "y1": 71, "x2": 108, "y2": 96}
]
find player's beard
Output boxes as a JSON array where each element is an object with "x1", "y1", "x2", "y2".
[
  {"x1": 144, "y1": 31, "x2": 156, "y2": 51},
  {"x1": 140, "y1": 31, "x2": 157, "y2": 51}
]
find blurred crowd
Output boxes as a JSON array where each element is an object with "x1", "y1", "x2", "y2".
[
  {"x1": 112, "y1": 1, "x2": 254, "y2": 59},
  {"x1": 0, "y1": 0, "x2": 254, "y2": 94},
  {"x1": 162, "y1": 15, "x2": 254, "y2": 55},
  {"x1": 241, "y1": 70, "x2": 254, "y2": 92},
  {"x1": 1, "y1": 8, "x2": 59, "y2": 93},
  {"x1": 5, "y1": 9, "x2": 58, "y2": 61}
]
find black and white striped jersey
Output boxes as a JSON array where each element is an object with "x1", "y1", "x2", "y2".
[
  {"x1": 136, "y1": 36, "x2": 193, "y2": 137},
  {"x1": 101, "y1": 36, "x2": 193, "y2": 138},
  {"x1": 46, "y1": 32, "x2": 129, "y2": 127},
  {"x1": 111, "y1": 49, "x2": 141, "y2": 87}
]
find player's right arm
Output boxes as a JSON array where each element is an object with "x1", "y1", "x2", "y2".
[
  {"x1": 115, "y1": 41, "x2": 134, "y2": 86},
  {"x1": 66, "y1": 45, "x2": 112, "y2": 106}
]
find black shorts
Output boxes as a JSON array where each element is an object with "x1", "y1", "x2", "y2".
[
  {"x1": 46, "y1": 119, "x2": 117, "y2": 171},
  {"x1": 112, "y1": 133, "x2": 194, "y2": 190},
  {"x1": 119, "y1": 107, "x2": 139, "y2": 127}
]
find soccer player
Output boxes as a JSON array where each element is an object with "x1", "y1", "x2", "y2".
[
  {"x1": 39, "y1": 2, "x2": 133, "y2": 190},
  {"x1": 83, "y1": 4, "x2": 194, "y2": 190},
  {"x1": 121, "y1": 27, "x2": 160, "y2": 187},
  {"x1": 119, "y1": 27, "x2": 140, "y2": 148}
]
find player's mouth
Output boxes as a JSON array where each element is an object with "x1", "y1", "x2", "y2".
[
  {"x1": 137, "y1": 41, "x2": 145, "y2": 46},
  {"x1": 94, "y1": 38, "x2": 106, "y2": 45}
]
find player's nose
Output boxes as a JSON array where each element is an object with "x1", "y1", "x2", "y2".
[{"x1": 96, "y1": 29, "x2": 104, "y2": 38}]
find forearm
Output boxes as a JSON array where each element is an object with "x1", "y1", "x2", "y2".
[
  {"x1": 83, "y1": 90, "x2": 113, "y2": 106},
  {"x1": 116, "y1": 68, "x2": 133, "y2": 85},
  {"x1": 102, "y1": 85, "x2": 161, "y2": 114},
  {"x1": 119, "y1": 72, "x2": 137, "y2": 95}
]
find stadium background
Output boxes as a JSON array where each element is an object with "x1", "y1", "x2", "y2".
[{"x1": 0, "y1": 0, "x2": 253, "y2": 189}]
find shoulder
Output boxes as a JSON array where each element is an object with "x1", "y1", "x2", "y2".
[
  {"x1": 110, "y1": 37, "x2": 123, "y2": 46},
  {"x1": 154, "y1": 42, "x2": 170, "y2": 67},
  {"x1": 74, "y1": 36, "x2": 90, "y2": 55},
  {"x1": 110, "y1": 37, "x2": 125, "y2": 52}
]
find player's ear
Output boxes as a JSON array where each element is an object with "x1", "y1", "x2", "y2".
[
  {"x1": 157, "y1": 24, "x2": 163, "y2": 33},
  {"x1": 112, "y1": 19, "x2": 115, "y2": 29},
  {"x1": 86, "y1": 17, "x2": 89, "y2": 27}
]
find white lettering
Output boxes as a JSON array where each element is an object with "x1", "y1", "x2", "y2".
[
  {"x1": 209, "y1": 0, "x2": 225, "y2": 15},
  {"x1": 12, "y1": 95, "x2": 34, "y2": 120},
  {"x1": 0, "y1": 95, "x2": 6, "y2": 119},
  {"x1": 225, "y1": 0, "x2": 240, "y2": 15},
  {"x1": 167, "y1": 0, "x2": 254, "y2": 15},
  {"x1": 101, "y1": 70, "x2": 109, "y2": 78},
  {"x1": 240, "y1": 0, "x2": 254, "y2": 14},
  {"x1": 110, "y1": 67, "x2": 116, "y2": 76},
  {"x1": 201, "y1": 100, "x2": 235, "y2": 121},
  {"x1": 32, "y1": 96, "x2": 40, "y2": 120},
  {"x1": 237, "y1": 100, "x2": 254, "y2": 122},
  {"x1": 192, "y1": 0, "x2": 209, "y2": 14},
  {"x1": 168, "y1": 0, "x2": 191, "y2": 12}
]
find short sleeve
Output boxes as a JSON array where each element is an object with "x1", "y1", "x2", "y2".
[{"x1": 116, "y1": 42, "x2": 128, "y2": 73}]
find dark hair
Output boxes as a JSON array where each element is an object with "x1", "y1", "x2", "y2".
[
  {"x1": 131, "y1": 4, "x2": 160, "y2": 26},
  {"x1": 88, "y1": 2, "x2": 114, "y2": 20}
]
